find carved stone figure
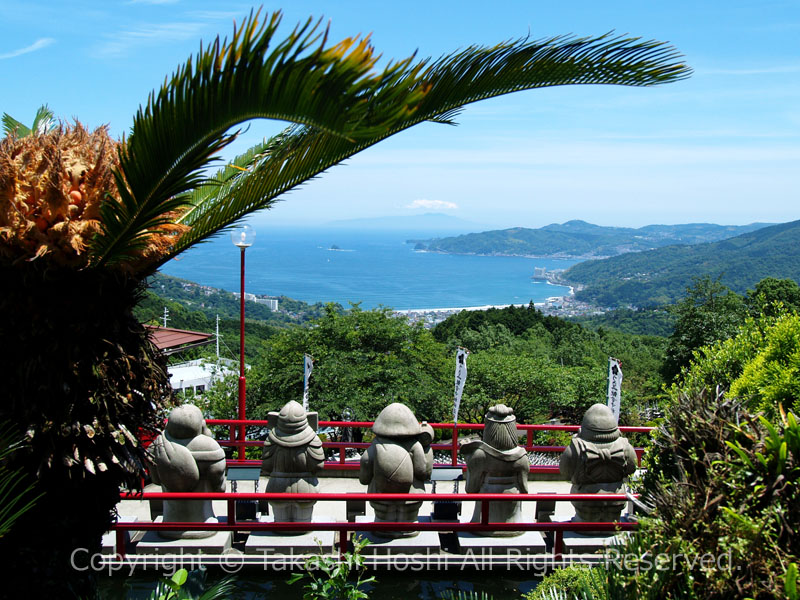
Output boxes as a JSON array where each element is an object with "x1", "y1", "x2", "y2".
[
  {"x1": 559, "y1": 403, "x2": 638, "y2": 526},
  {"x1": 148, "y1": 404, "x2": 226, "y2": 539},
  {"x1": 359, "y1": 403, "x2": 434, "y2": 538},
  {"x1": 262, "y1": 400, "x2": 324, "y2": 528},
  {"x1": 462, "y1": 404, "x2": 530, "y2": 537}
]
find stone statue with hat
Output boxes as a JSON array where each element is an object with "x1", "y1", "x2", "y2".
[
  {"x1": 262, "y1": 400, "x2": 325, "y2": 526},
  {"x1": 148, "y1": 404, "x2": 227, "y2": 539},
  {"x1": 359, "y1": 402, "x2": 434, "y2": 538},
  {"x1": 462, "y1": 404, "x2": 530, "y2": 536},
  {"x1": 559, "y1": 403, "x2": 638, "y2": 526}
]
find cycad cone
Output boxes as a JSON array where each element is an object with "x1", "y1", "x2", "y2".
[{"x1": 0, "y1": 122, "x2": 185, "y2": 270}]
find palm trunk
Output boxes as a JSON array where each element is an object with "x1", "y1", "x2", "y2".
[{"x1": 0, "y1": 263, "x2": 172, "y2": 596}]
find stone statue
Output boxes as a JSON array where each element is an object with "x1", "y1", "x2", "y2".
[
  {"x1": 148, "y1": 404, "x2": 227, "y2": 539},
  {"x1": 262, "y1": 400, "x2": 324, "y2": 528},
  {"x1": 462, "y1": 404, "x2": 530, "y2": 537},
  {"x1": 359, "y1": 403, "x2": 434, "y2": 538},
  {"x1": 559, "y1": 403, "x2": 638, "y2": 526}
]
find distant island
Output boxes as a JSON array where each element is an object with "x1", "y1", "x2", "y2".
[{"x1": 409, "y1": 220, "x2": 773, "y2": 260}]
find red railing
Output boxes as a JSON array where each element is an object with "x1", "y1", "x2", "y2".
[
  {"x1": 206, "y1": 419, "x2": 653, "y2": 472},
  {"x1": 114, "y1": 491, "x2": 639, "y2": 562}
]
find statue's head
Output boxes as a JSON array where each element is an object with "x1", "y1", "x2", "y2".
[
  {"x1": 165, "y1": 404, "x2": 205, "y2": 439},
  {"x1": 373, "y1": 403, "x2": 423, "y2": 438},
  {"x1": 483, "y1": 404, "x2": 519, "y2": 451},
  {"x1": 268, "y1": 400, "x2": 318, "y2": 447},
  {"x1": 578, "y1": 404, "x2": 620, "y2": 443}
]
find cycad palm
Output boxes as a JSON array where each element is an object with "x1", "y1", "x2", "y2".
[{"x1": 0, "y1": 9, "x2": 689, "y2": 595}]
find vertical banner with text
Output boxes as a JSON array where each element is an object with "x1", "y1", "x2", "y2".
[
  {"x1": 453, "y1": 347, "x2": 469, "y2": 423},
  {"x1": 607, "y1": 357, "x2": 622, "y2": 423},
  {"x1": 303, "y1": 354, "x2": 313, "y2": 411}
]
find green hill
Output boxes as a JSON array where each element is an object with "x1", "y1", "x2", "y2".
[
  {"x1": 564, "y1": 219, "x2": 800, "y2": 307},
  {"x1": 410, "y1": 220, "x2": 770, "y2": 258}
]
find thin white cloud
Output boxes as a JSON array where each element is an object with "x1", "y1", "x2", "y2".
[
  {"x1": 188, "y1": 10, "x2": 245, "y2": 21},
  {"x1": 405, "y1": 199, "x2": 458, "y2": 211},
  {"x1": 0, "y1": 37, "x2": 54, "y2": 60},
  {"x1": 97, "y1": 22, "x2": 206, "y2": 56}
]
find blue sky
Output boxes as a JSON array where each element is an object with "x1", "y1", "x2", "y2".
[{"x1": 1, "y1": 1, "x2": 798, "y2": 229}]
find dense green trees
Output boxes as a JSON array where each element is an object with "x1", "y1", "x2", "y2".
[
  {"x1": 746, "y1": 276, "x2": 800, "y2": 317},
  {"x1": 661, "y1": 276, "x2": 747, "y2": 381},
  {"x1": 247, "y1": 305, "x2": 451, "y2": 422}
]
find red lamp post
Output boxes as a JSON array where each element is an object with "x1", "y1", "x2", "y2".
[{"x1": 231, "y1": 225, "x2": 255, "y2": 460}]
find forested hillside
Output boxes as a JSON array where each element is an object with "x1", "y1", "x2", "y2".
[
  {"x1": 564, "y1": 219, "x2": 800, "y2": 307},
  {"x1": 411, "y1": 220, "x2": 770, "y2": 258}
]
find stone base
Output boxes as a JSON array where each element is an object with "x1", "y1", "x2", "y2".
[
  {"x1": 561, "y1": 531, "x2": 628, "y2": 554},
  {"x1": 102, "y1": 516, "x2": 138, "y2": 555},
  {"x1": 136, "y1": 517, "x2": 232, "y2": 555},
  {"x1": 355, "y1": 516, "x2": 441, "y2": 555},
  {"x1": 245, "y1": 515, "x2": 336, "y2": 555},
  {"x1": 457, "y1": 530, "x2": 546, "y2": 554}
]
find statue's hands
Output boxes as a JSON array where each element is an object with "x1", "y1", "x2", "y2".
[{"x1": 149, "y1": 434, "x2": 199, "y2": 492}]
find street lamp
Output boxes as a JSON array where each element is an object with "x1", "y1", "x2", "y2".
[{"x1": 231, "y1": 224, "x2": 255, "y2": 460}]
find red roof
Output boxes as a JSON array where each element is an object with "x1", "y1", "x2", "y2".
[{"x1": 146, "y1": 326, "x2": 213, "y2": 355}]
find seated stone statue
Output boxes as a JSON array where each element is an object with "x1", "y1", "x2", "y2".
[
  {"x1": 262, "y1": 400, "x2": 324, "y2": 528},
  {"x1": 462, "y1": 404, "x2": 530, "y2": 537},
  {"x1": 148, "y1": 404, "x2": 226, "y2": 539},
  {"x1": 359, "y1": 403, "x2": 433, "y2": 538},
  {"x1": 559, "y1": 403, "x2": 638, "y2": 527}
]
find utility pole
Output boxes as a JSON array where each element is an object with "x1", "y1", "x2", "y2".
[
  {"x1": 215, "y1": 315, "x2": 220, "y2": 360},
  {"x1": 162, "y1": 306, "x2": 169, "y2": 328}
]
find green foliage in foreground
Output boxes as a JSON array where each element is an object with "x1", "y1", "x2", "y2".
[
  {"x1": 525, "y1": 565, "x2": 603, "y2": 600},
  {"x1": 675, "y1": 312, "x2": 800, "y2": 417},
  {"x1": 288, "y1": 536, "x2": 375, "y2": 600},
  {"x1": 0, "y1": 427, "x2": 41, "y2": 540},
  {"x1": 588, "y1": 390, "x2": 800, "y2": 600},
  {"x1": 144, "y1": 568, "x2": 235, "y2": 600}
]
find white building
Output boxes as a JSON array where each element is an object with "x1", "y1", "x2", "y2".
[
  {"x1": 232, "y1": 292, "x2": 279, "y2": 311},
  {"x1": 168, "y1": 359, "x2": 236, "y2": 396},
  {"x1": 254, "y1": 297, "x2": 279, "y2": 311}
]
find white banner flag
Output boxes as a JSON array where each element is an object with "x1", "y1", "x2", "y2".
[
  {"x1": 303, "y1": 354, "x2": 313, "y2": 411},
  {"x1": 453, "y1": 347, "x2": 469, "y2": 423},
  {"x1": 607, "y1": 357, "x2": 622, "y2": 422}
]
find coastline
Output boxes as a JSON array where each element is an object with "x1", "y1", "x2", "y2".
[{"x1": 394, "y1": 282, "x2": 574, "y2": 314}]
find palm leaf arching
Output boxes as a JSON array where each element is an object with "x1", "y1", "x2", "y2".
[{"x1": 86, "y1": 9, "x2": 690, "y2": 273}]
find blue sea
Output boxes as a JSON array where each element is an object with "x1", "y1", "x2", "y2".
[{"x1": 160, "y1": 227, "x2": 581, "y2": 310}]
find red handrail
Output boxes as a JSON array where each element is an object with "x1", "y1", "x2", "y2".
[
  {"x1": 114, "y1": 490, "x2": 639, "y2": 560},
  {"x1": 203, "y1": 418, "x2": 653, "y2": 468}
]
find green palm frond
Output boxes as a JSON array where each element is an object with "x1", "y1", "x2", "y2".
[
  {"x1": 31, "y1": 105, "x2": 55, "y2": 135},
  {"x1": 2, "y1": 104, "x2": 55, "y2": 138},
  {"x1": 2, "y1": 114, "x2": 30, "y2": 138},
  {"x1": 89, "y1": 9, "x2": 690, "y2": 271},
  {"x1": 90, "y1": 9, "x2": 428, "y2": 268},
  {"x1": 154, "y1": 31, "x2": 690, "y2": 265}
]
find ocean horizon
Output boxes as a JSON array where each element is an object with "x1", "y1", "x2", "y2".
[{"x1": 160, "y1": 227, "x2": 581, "y2": 310}]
